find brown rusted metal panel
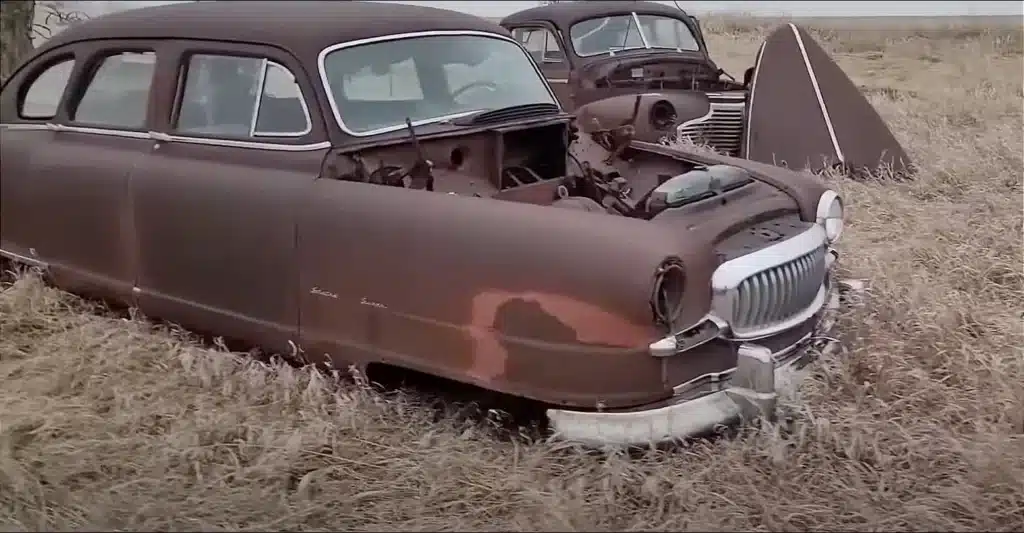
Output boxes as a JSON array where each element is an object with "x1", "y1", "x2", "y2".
[
  {"x1": 741, "y1": 28, "x2": 839, "y2": 171},
  {"x1": 792, "y1": 25, "x2": 913, "y2": 174},
  {"x1": 744, "y1": 24, "x2": 912, "y2": 174},
  {"x1": 0, "y1": 0, "x2": 845, "y2": 425}
]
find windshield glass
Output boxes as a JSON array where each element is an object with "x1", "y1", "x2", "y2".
[
  {"x1": 570, "y1": 13, "x2": 700, "y2": 57},
  {"x1": 321, "y1": 34, "x2": 556, "y2": 135}
]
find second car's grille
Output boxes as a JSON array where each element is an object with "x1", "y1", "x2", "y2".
[
  {"x1": 731, "y1": 246, "x2": 827, "y2": 332},
  {"x1": 676, "y1": 92, "x2": 746, "y2": 156}
]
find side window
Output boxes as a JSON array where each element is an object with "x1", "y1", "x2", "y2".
[
  {"x1": 513, "y1": 27, "x2": 564, "y2": 64},
  {"x1": 176, "y1": 54, "x2": 312, "y2": 137},
  {"x1": 340, "y1": 57, "x2": 424, "y2": 102},
  {"x1": 73, "y1": 51, "x2": 155, "y2": 128},
  {"x1": 19, "y1": 58, "x2": 76, "y2": 119}
]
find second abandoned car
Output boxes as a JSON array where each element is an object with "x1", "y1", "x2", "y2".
[
  {"x1": 0, "y1": 1, "x2": 845, "y2": 446},
  {"x1": 501, "y1": 1, "x2": 912, "y2": 175}
]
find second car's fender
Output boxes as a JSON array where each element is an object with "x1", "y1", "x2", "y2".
[{"x1": 576, "y1": 91, "x2": 713, "y2": 144}]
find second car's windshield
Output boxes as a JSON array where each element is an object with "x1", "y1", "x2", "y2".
[
  {"x1": 570, "y1": 13, "x2": 700, "y2": 57},
  {"x1": 321, "y1": 34, "x2": 556, "y2": 135}
]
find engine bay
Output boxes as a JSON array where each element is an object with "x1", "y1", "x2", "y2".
[{"x1": 325, "y1": 110, "x2": 756, "y2": 221}]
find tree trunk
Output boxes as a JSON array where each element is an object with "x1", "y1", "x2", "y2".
[{"x1": 1, "y1": 0, "x2": 35, "y2": 83}]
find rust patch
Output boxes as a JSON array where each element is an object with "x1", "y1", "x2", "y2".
[{"x1": 466, "y1": 289, "x2": 653, "y2": 381}]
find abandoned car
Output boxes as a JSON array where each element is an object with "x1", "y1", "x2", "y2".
[
  {"x1": 501, "y1": 1, "x2": 912, "y2": 175},
  {"x1": 1, "y1": 1, "x2": 845, "y2": 447}
]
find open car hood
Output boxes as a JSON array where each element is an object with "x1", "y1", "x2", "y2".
[{"x1": 742, "y1": 23, "x2": 913, "y2": 176}]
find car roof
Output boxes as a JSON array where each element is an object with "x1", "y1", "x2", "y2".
[
  {"x1": 501, "y1": 1, "x2": 692, "y2": 29},
  {"x1": 39, "y1": 1, "x2": 510, "y2": 60}
]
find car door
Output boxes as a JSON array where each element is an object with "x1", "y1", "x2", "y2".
[
  {"x1": 131, "y1": 40, "x2": 330, "y2": 354},
  {"x1": 510, "y1": 25, "x2": 574, "y2": 109},
  {"x1": 0, "y1": 41, "x2": 162, "y2": 306}
]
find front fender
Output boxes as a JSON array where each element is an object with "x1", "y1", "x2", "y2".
[
  {"x1": 576, "y1": 92, "x2": 712, "y2": 144},
  {"x1": 299, "y1": 180, "x2": 719, "y2": 408}
]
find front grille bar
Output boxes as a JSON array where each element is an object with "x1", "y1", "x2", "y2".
[{"x1": 711, "y1": 225, "x2": 830, "y2": 339}]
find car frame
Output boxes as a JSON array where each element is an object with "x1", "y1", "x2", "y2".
[
  {"x1": 1, "y1": 0, "x2": 847, "y2": 447},
  {"x1": 501, "y1": 0, "x2": 913, "y2": 176}
]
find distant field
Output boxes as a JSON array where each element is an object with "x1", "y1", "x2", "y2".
[
  {"x1": 2, "y1": 15, "x2": 1022, "y2": 533},
  {"x1": 486, "y1": 14, "x2": 1024, "y2": 29}
]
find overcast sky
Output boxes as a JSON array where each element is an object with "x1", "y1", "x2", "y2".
[{"x1": 64, "y1": 0, "x2": 1024, "y2": 19}]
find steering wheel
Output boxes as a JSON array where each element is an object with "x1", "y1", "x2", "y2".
[{"x1": 451, "y1": 80, "x2": 499, "y2": 101}]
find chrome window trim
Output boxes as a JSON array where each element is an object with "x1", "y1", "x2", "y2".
[
  {"x1": 570, "y1": 12, "x2": 702, "y2": 58},
  {"x1": 248, "y1": 58, "x2": 270, "y2": 136},
  {"x1": 317, "y1": 29, "x2": 561, "y2": 138},
  {"x1": 631, "y1": 12, "x2": 651, "y2": 49},
  {"x1": 253, "y1": 60, "x2": 314, "y2": 137},
  {"x1": 71, "y1": 51, "x2": 157, "y2": 130},
  {"x1": 18, "y1": 57, "x2": 78, "y2": 120},
  {"x1": 0, "y1": 123, "x2": 329, "y2": 152},
  {"x1": 177, "y1": 56, "x2": 314, "y2": 139},
  {"x1": 153, "y1": 133, "x2": 330, "y2": 151}
]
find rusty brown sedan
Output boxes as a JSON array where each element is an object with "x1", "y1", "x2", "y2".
[
  {"x1": 502, "y1": 1, "x2": 912, "y2": 176},
  {"x1": 0, "y1": 1, "x2": 845, "y2": 447}
]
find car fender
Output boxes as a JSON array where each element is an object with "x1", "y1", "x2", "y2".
[
  {"x1": 297, "y1": 180, "x2": 719, "y2": 407},
  {"x1": 575, "y1": 91, "x2": 712, "y2": 143}
]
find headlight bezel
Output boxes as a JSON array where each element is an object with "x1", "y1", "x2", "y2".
[
  {"x1": 815, "y1": 190, "x2": 844, "y2": 243},
  {"x1": 651, "y1": 258, "x2": 686, "y2": 328}
]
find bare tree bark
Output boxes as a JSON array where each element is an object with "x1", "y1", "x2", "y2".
[{"x1": 1, "y1": 0, "x2": 35, "y2": 83}]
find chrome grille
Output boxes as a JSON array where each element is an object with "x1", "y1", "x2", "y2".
[
  {"x1": 731, "y1": 246, "x2": 827, "y2": 333},
  {"x1": 676, "y1": 92, "x2": 746, "y2": 155}
]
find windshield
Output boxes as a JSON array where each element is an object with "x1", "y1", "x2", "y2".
[
  {"x1": 321, "y1": 34, "x2": 556, "y2": 135},
  {"x1": 570, "y1": 13, "x2": 700, "y2": 57}
]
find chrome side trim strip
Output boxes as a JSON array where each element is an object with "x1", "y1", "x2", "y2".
[
  {"x1": 0, "y1": 248, "x2": 47, "y2": 269},
  {"x1": 789, "y1": 23, "x2": 844, "y2": 163},
  {"x1": 151, "y1": 133, "x2": 331, "y2": 152},
  {"x1": 0, "y1": 123, "x2": 329, "y2": 151},
  {"x1": 0, "y1": 123, "x2": 49, "y2": 131}
]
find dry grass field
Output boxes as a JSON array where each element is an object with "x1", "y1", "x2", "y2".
[{"x1": 2, "y1": 16, "x2": 1023, "y2": 532}]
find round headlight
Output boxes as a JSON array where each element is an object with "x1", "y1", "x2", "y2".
[
  {"x1": 816, "y1": 190, "x2": 844, "y2": 243},
  {"x1": 649, "y1": 100, "x2": 677, "y2": 131},
  {"x1": 651, "y1": 259, "x2": 685, "y2": 327}
]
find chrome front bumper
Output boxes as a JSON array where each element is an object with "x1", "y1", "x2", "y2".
[
  {"x1": 547, "y1": 224, "x2": 843, "y2": 448},
  {"x1": 546, "y1": 285, "x2": 841, "y2": 447}
]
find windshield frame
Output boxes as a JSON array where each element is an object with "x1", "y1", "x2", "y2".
[
  {"x1": 317, "y1": 30, "x2": 560, "y2": 137},
  {"x1": 569, "y1": 12, "x2": 702, "y2": 58}
]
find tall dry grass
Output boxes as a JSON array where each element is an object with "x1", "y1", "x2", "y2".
[{"x1": 1, "y1": 19, "x2": 1023, "y2": 532}]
